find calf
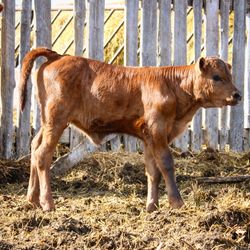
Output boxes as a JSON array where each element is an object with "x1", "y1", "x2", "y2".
[{"x1": 19, "y1": 48, "x2": 241, "y2": 212}]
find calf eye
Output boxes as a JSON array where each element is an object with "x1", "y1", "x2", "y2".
[{"x1": 213, "y1": 75, "x2": 222, "y2": 81}]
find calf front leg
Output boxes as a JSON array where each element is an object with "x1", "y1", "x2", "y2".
[
  {"x1": 156, "y1": 148, "x2": 184, "y2": 208},
  {"x1": 144, "y1": 143, "x2": 161, "y2": 212},
  {"x1": 145, "y1": 127, "x2": 184, "y2": 209}
]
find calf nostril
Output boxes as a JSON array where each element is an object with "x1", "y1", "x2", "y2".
[{"x1": 233, "y1": 92, "x2": 242, "y2": 101}]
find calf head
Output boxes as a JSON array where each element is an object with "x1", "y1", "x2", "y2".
[{"x1": 193, "y1": 57, "x2": 241, "y2": 108}]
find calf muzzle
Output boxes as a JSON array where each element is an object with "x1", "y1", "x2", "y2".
[{"x1": 232, "y1": 91, "x2": 242, "y2": 102}]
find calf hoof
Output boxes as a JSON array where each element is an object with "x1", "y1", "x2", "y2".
[
  {"x1": 40, "y1": 202, "x2": 55, "y2": 211},
  {"x1": 169, "y1": 197, "x2": 184, "y2": 209},
  {"x1": 27, "y1": 195, "x2": 40, "y2": 208},
  {"x1": 146, "y1": 202, "x2": 159, "y2": 213},
  {"x1": 40, "y1": 197, "x2": 55, "y2": 211}
]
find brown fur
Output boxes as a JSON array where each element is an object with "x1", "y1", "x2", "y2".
[
  {"x1": 0, "y1": 4, "x2": 3, "y2": 12},
  {"x1": 19, "y1": 47, "x2": 241, "y2": 212}
]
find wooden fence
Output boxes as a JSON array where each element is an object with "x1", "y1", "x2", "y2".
[{"x1": 0, "y1": 0, "x2": 250, "y2": 160}]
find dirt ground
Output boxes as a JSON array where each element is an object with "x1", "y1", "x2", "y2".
[{"x1": 0, "y1": 148, "x2": 249, "y2": 250}]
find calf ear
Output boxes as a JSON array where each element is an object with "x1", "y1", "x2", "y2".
[
  {"x1": 226, "y1": 63, "x2": 232, "y2": 71},
  {"x1": 196, "y1": 57, "x2": 206, "y2": 73}
]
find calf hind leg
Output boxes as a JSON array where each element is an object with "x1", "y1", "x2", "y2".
[
  {"x1": 27, "y1": 129, "x2": 43, "y2": 207},
  {"x1": 33, "y1": 124, "x2": 66, "y2": 211}
]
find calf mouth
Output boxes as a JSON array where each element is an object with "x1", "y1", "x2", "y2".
[{"x1": 225, "y1": 98, "x2": 240, "y2": 106}]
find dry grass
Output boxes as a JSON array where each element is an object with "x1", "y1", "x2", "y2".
[{"x1": 0, "y1": 149, "x2": 249, "y2": 250}]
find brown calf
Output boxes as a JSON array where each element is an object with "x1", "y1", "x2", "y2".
[{"x1": 19, "y1": 48, "x2": 241, "y2": 212}]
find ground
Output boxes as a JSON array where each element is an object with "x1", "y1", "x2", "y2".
[{"x1": 0, "y1": 148, "x2": 249, "y2": 250}]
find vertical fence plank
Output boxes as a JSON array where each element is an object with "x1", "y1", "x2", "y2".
[
  {"x1": 33, "y1": 0, "x2": 51, "y2": 134},
  {"x1": 244, "y1": 8, "x2": 250, "y2": 150},
  {"x1": 16, "y1": 0, "x2": 32, "y2": 157},
  {"x1": 173, "y1": 0, "x2": 188, "y2": 151},
  {"x1": 219, "y1": 0, "x2": 231, "y2": 150},
  {"x1": 88, "y1": 0, "x2": 105, "y2": 61},
  {"x1": 230, "y1": 0, "x2": 246, "y2": 151},
  {"x1": 124, "y1": 0, "x2": 139, "y2": 66},
  {"x1": 205, "y1": 0, "x2": 219, "y2": 149},
  {"x1": 0, "y1": 0, "x2": 15, "y2": 159},
  {"x1": 74, "y1": 0, "x2": 86, "y2": 56},
  {"x1": 70, "y1": 0, "x2": 86, "y2": 149},
  {"x1": 191, "y1": 0, "x2": 203, "y2": 152},
  {"x1": 140, "y1": 0, "x2": 157, "y2": 66},
  {"x1": 139, "y1": 0, "x2": 157, "y2": 152},
  {"x1": 158, "y1": 0, "x2": 172, "y2": 66},
  {"x1": 123, "y1": 0, "x2": 139, "y2": 152},
  {"x1": 88, "y1": 0, "x2": 109, "y2": 150}
]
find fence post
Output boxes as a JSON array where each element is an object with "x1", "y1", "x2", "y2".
[
  {"x1": 205, "y1": 0, "x2": 219, "y2": 149},
  {"x1": 173, "y1": 0, "x2": 188, "y2": 151},
  {"x1": 123, "y1": 0, "x2": 139, "y2": 152},
  {"x1": 16, "y1": 0, "x2": 32, "y2": 157},
  {"x1": 191, "y1": 0, "x2": 203, "y2": 152},
  {"x1": 219, "y1": 0, "x2": 231, "y2": 150},
  {"x1": 158, "y1": 0, "x2": 172, "y2": 66},
  {"x1": 139, "y1": 0, "x2": 157, "y2": 152},
  {"x1": 33, "y1": 0, "x2": 51, "y2": 134},
  {"x1": 230, "y1": 0, "x2": 246, "y2": 151},
  {"x1": 0, "y1": 0, "x2": 15, "y2": 159},
  {"x1": 88, "y1": 0, "x2": 108, "y2": 149},
  {"x1": 88, "y1": 0, "x2": 105, "y2": 60},
  {"x1": 140, "y1": 0, "x2": 157, "y2": 66},
  {"x1": 70, "y1": 0, "x2": 86, "y2": 149},
  {"x1": 244, "y1": 5, "x2": 250, "y2": 150}
]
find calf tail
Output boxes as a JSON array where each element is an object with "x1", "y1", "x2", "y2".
[{"x1": 19, "y1": 47, "x2": 60, "y2": 111}]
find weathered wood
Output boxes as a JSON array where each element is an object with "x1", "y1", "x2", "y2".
[
  {"x1": 123, "y1": 0, "x2": 139, "y2": 152},
  {"x1": 173, "y1": 0, "x2": 188, "y2": 151},
  {"x1": 16, "y1": 0, "x2": 32, "y2": 158},
  {"x1": 140, "y1": 0, "x2": 157, "y2": 66},
  {"x1": 88, "y1": 0, "x2": 119, "y2": 150},
  {"x1": 88, "y1": 0, "x2": 120, "y2": 150},
  {"x1": 230, "y1": 0, "x2": 246, "y2": 151},
  {"x1": 74, "y1": 0, "x2": 86, "y2": 56},
  {"x1": 244, "y1": 11, "x2": 250, "y2": 150},
  {"x1": 138, "y1": 0, "x2": 158, "y2": 151},
  {"x1": 245, "y1": 11, "x2": 250, "y2": 128},
  {"x1": 124, "y1": 0, "x2": 138, "y2": 66},
  {"x1": 123, "y1": 136, "x2": 138, "y2": 152},
  {"x1": 196, "y1": 175, "x2": 250, "y2": 184},
  {"x1": 179, "y1": 175, "x2": 250, "y2": 184},
  {"x1": 70, "y1": 0, "x2": 86, "y2": 149},
  {"x1": 60, "y1": 127, "x2": 71, "y2": 144},
  {"x1": 33, "y1": 0, "x2": 51, "y2": 134},
  {"x1": 219, "y1": 0, "x2": 231, "y2": 150},
  {"x1": 205, "y1": 0, "x2": 219, "y2": 149},
  {"x1": 173, "y1": 0, "x2": 187, "y2": 65},
  {"x1": 0, "y1": 0, "x2": 15, "y2": 159},
  {"x1": 51, "y1": 134, "x2": 116, "y2": 176},
  {"x1": 87, "y1": 0, "x2": 105, "y2": 61},
  {"x1": 110, "y1": 136, "x2": 121, "y2": 151},
  {"x1": 158, "y1": 0, "x2": 172, "y2": 66},
  {"x1": 191, "y1": 0, "x2": 203, "y2": 152}
]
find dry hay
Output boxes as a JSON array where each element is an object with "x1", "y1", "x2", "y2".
[{"x1": 0, "y1": 148, "x2": 249, "y2": 250}]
